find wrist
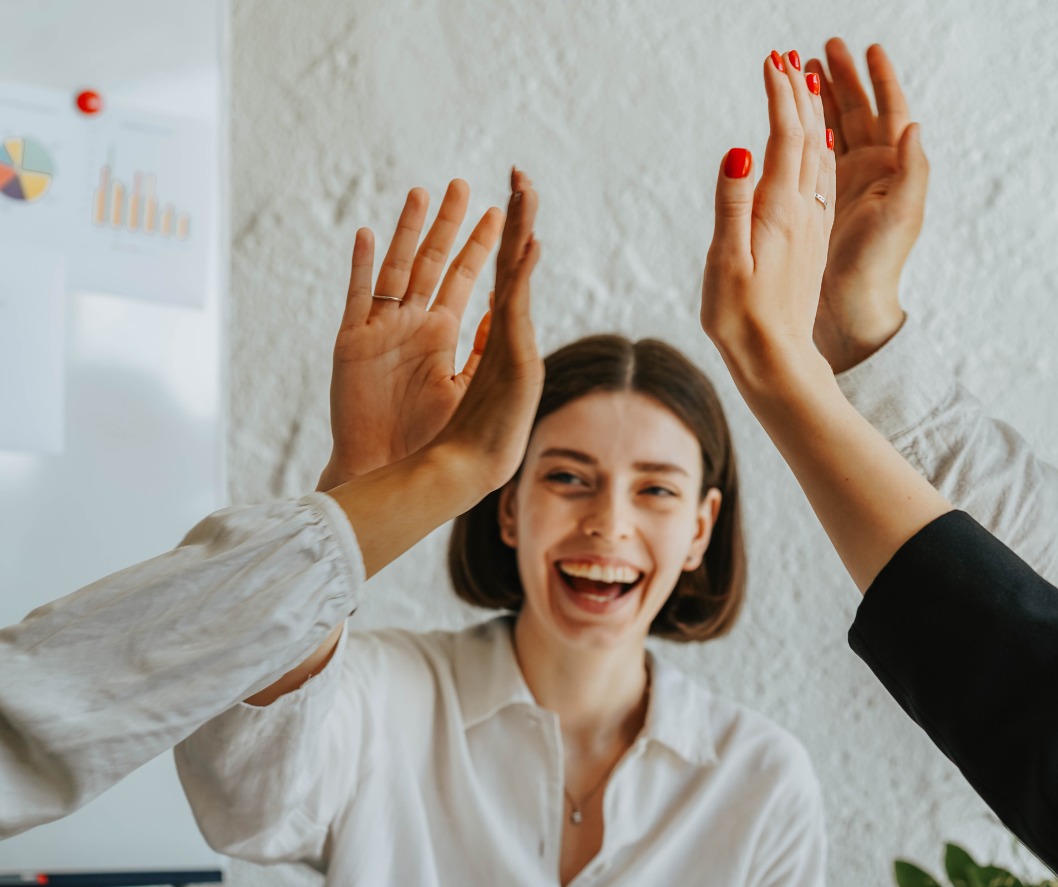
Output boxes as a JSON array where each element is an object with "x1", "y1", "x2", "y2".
[
  {"x1": 719, "y1": 335, "x2": 837, "y2": 414},
  {"x1": 317, "y1": 459, "x2": 348, "y2": 493},
  {"x1": 326, "y1": 442, "x2": 493, "y2": 579},
  {"x1": 816, "y1": 277, "x2": 906, "y2": 374}
]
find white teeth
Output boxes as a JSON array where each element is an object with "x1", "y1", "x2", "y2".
[
  {"x1": 580, "y1": 592, "x2": 615, "y2": 603},
  {"x1": 558, "y1": 561, "x2": 640, "y2": 585}
]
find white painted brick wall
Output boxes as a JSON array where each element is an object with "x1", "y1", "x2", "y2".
[{"x1": 227, "y1": 1, "x2": 1058, "y2": 883}]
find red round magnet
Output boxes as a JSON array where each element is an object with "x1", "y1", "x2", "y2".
[{"x1": 75, "y1": 90, "x2": 103, "y2": 115}]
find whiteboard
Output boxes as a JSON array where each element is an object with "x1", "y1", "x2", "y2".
[{"x1": 0, "y1": 0, "x2": 226, "y2": 873}]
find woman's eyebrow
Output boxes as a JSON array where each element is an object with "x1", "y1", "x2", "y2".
[{"x1": 537, "y1": 448, "x2": 690, "y2": 477}]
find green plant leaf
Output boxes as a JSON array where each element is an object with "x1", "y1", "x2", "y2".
[
  {"x1": 946, "y1": 844, "x2": 986, "y2": 887},
  {"x1": 943, "y1": 844, "x2": 1027, "y2": 887},
  {"x1": 895, "y1": 860, "x2": 944, "y2": 887},
  {"x1": 977, "y1": 867, "x2": 1024, "y2": 887}
]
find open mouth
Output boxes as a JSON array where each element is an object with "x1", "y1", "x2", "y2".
[{"x1": 555, "y1": 560, "x2": 645, "y2": 604}]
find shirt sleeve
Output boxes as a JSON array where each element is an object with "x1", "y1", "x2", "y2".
[
  {"x1": 849, "y1": 511, "x2": 1058, "y2": 873},
  {"x1": 836, "y1": 318, "x2": 1058, "y2": 583},
  {"x1": 750, "y1": 740, "x2": 828, "y2": 887},
  {"x1": 0, "y1": 491, "x2": 364, "y2": 839},
  {"x1": 173, "y1": 625, "x2": 441, "y2": 870}
]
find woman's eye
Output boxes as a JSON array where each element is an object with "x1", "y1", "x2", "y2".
[
  {"x1": 545, "y1": 471, "x2": 584, "y2": 486},
  {"x1": 642, "y1": 485, "x2": 676, "y2": 497}
]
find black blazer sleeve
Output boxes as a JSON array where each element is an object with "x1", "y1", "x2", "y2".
[{"x1": 848, "y1": 510, "x2": 1058, "y2": 872}]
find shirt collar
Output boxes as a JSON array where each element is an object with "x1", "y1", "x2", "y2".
[
  {"x1": 453, "y1": 615, "x2": 538, "y2": 729},
  {"x1": 453, "y1": 615, "x2": 719, "y2": 768},
  {"x1": 642, "y1": 647, "x2": 719, "y2": 767}
]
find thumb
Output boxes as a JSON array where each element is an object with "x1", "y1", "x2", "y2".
[
  {"x1": 891, "y1": 123, "x2": 929, "y2": 217},
  {"x1": 709, "y1": 148, "x2": 756, "y2": 267},
  {"x1": 459, "y1": 309, "x2": 492, "y2": 380}
]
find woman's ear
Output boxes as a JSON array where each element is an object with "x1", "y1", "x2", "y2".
[
  {"x1": 684, "y1": 487, "x2": 723, "y2": 571},
  {"x1": 498, "y1": 481, "x2": 519, "y2": 548}
]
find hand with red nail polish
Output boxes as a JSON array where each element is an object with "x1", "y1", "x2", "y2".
[
  {"x1": 701, "y1": 47, "x2": 836, "y2": 394},
  {"x1": 806, "y1": 38, "x2": 930, "y2": 373}
]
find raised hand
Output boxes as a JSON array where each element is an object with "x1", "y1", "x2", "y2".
[
  {"x1": 434, "y1": 167, "x2": 543, "y2": 490},
  {"x1": 805, "y1": 39, "x2": 929, "y2": 372},
  {"x1": 318, "y1": 180, "x2": 503, "y2": 491},
  {"x1": 699, "y1": 51, "x2": 950, "y2": 594},
  {"x1": 701, "y1": 50, "x2": 836, "y2": 395}
]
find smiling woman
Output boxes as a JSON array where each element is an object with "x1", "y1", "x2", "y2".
[
  {"x1": 449, "y1": 334, "x2": 745, "y2": 644},
  {"x1": 175, "y1": 337, "x2": 826, "y2": 887}
]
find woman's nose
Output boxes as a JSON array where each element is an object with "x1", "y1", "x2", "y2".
[{"x1": 580, "y1": 490, "x2": 633, "y2": 540}]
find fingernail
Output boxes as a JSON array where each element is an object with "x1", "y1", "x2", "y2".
[
  {"x1": 513, "y1": 191, "x2": 522, "y2": 203},
  {"x1": 789, "y1": 50, "x2": 801, "y2": 71},
  {"x1": 806, "y1": 72, "x2": 820, "y2": 95},
  {"x1": 770, "y1": 50, "x2": 785, "y2": 72},
  {"x1": 826, "y1": 128, "x2": 835, "y2": 150},
  {"x1": 723, "y1": 148, "x2": 752, "y2": 179}
]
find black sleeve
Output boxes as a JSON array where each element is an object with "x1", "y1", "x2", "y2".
[{"x1": 848, "y1": 510, "x2": 1058, "y2": 873}]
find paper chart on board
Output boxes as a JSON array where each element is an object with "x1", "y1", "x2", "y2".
[
  {"x1": 71, "y1": 104, "x2": 215, "y2": 307},
  {"x1": 0, "y1": 80, "x2": 215, "y2": 308},
  {"x1": 0, "y1": 82, "x2": 81, "y2": 252}
]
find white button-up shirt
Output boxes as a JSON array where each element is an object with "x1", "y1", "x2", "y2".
[{"x1": 176, "y1": 615, "x2": 826, "y2": 885}]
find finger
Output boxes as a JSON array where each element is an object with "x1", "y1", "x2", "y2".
[
  {"x1": 814, "y1": 116, "x2": 838, "y2": 239},
  {"x1": 806, "y1": 57, "x2": 847, "y2": 156},
  {"x1": 814, "y1": 127, "x2": 837, "y2": 230},
  {"x1": 824, "y1": 37, "x2": 874, "y2": 149},
  {"x1": 341, "y1": 228, "x2": 375, "y2": 329},
  {"x1": 432, "y1": 206, "x2": 504, "y2": 321},
  {"x1": 782, "y1": 50, "x2": 826, "y2": 197},
  {"x1": 708, "y1": 148, "x2": 755, "y2": 271},
  {"x1": 866, "y1": 43, "x2": 910, "y2": 147},
  {"x1": 403, "y1": 179, "x2": 470, "y2": 309},
  {"x1": 761, "y1": 51, "x2": 806, "y2": 195},
  {"x1": 373, "y1": 187, "x2": 429, "y2": 304},
  {"x1": 889, "y1": 123, "x2": 929, "y2": 221},
  {"x1": 495, "y1": 169, "x2": 539, "y2": 318},
  {"x1": 504, "y1": 236, "x2": 542, "y2": 324},
  {"x1": 458, "y1": 309, "x2": 492, "y2": 380}
]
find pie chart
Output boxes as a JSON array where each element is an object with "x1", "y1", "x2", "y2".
[{"x1": 0, "y1": 136, "x2": 54, "y2": 203}]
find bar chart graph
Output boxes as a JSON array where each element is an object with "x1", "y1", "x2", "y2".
[{"x1": 92, "y1": 163, "x2": 191, "y2": 240}]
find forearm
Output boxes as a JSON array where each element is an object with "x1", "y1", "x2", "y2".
[
  {"x1": 244, "y1": 441, "x2": 486, "y2": 705},
  {"x1": 0, "y1": 495, "x2": 361, "y2": 838},
  {"x1": 838, "y1": 319, "x2": 1058, "y2": 583},
  {"x1": 327, "y1": 441, "x2": 486, "y2": 579},
  {"x1": 725, "y1": 344, "x2": 951, "y2": 591},
  {"x1": 849, "y1": 512, "x2": 1058, "y2": 869}
]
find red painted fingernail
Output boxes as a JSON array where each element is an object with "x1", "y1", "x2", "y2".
[
  {"x1": 789, "y1": 50, "x2": 801, "y2": 71},
  {"x1": 806, "y1": 73, "x2": 820, "y2": 95},
  {"x1": 770, "y1": 50, "x2": 784, "y2": 72},
  {"x1": 723, "y1": 148, "x2": 752, "y2": 179},
  {"x1": 826, "y1": 128, "x2": 835, "y2": 150}
]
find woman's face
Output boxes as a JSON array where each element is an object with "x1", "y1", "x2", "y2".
[{"x1": 500, "y1": 390, "x2": 722, "y2": 654}]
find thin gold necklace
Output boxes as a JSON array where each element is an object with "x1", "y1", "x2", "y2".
[{"x1": 563, "y1": 770, "x2": 612, "y2": 825}]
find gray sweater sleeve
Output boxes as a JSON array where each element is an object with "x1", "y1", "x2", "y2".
[
  {"x1": 0, "y1": 491, "x2": 364, "y2": 839},
  {"x1": 836, "y1": 318, "x2": 1058, "y2": 583}
]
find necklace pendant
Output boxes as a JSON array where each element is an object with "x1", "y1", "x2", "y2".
[{"x1": 569, "y1": 807, "x2": 583, "y2": 825}]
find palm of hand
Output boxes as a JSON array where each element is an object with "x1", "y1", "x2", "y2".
[
  {"x1": 824, "y1": 144, "x2": 905, "y2": 288},
  {"x1": 329, "y1": 306, "x2": 469, "y2": 478}
]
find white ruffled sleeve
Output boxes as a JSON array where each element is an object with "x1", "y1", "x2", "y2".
[{"x1": 0, "y1": 491, "x2": 363, "y2": 838}]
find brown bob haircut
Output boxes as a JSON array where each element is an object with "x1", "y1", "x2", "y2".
[{"x1": 448, "y1": 333, "x2": 746, "y2": 643}]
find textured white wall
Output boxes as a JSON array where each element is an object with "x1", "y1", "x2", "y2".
[{"x1": 226, "y1": 1, "x2": 1058, "y2": 884}]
